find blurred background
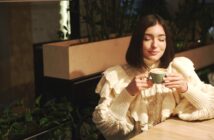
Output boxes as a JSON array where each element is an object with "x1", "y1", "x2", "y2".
[{"x1": 0, "y1": 0, "x2": 214, "y2": 139}]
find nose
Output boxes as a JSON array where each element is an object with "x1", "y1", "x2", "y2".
[{"x1": 151, "y1": 39, "x2": 158, "y2": 48}]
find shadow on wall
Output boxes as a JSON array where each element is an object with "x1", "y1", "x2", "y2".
[
  {"x1": 208, "y1": 72, "x2": 214, "y2": 86},
  {"x1": 69, "y1": 71, "x2": 85, "y2": 79}
]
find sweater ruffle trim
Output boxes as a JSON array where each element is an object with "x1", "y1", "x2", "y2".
[
  {"x1": 93, "y1": 105, "x2": 134, "y2": 135},
  {"x1": 95, "y1": 65, "x2": 131, "y2": 96}
]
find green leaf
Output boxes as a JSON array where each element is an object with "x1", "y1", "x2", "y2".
[
  {"x1": 39, "y1": 117, "x2": 49, "y2": 127},
  {"x1": 25, "y1": 111, "x2": 33, "y2": 122},
  {"x1": 35, "y1": 96, "x2": 42, "y2": 107}
]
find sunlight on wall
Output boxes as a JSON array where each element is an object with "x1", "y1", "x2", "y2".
[{"x1": 59, "y1": 0, "x2": 71, "y2": 40}]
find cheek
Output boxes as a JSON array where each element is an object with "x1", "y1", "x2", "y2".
[
  {"x1": 162, "y1": 43, "x2": 167, "y2": 51},
  {"x1": 159, "y1": 44, "x2": 166, "y2": 57},
  {"x1": 161, "y1": 44, "x2": 166, "y2": 51},
  {"x1": 142, "y1": 42, "x2": 151, "y2": 50},
  {"x1": 142, "y1": 43, "x2": 150, "y2": 56}
]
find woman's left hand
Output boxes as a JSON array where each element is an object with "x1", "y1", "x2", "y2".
[{"x1": 163, "y1": 73, "x2": 188, "y2": 93}]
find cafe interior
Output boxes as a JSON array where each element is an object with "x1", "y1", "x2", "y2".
[{"x1": 0, "y1": 0, "x2": 214, "y2": 139}]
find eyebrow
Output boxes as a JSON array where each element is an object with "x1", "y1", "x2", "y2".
[{"x1": 144, "y1": 33, "x2": 166, "y2": 37}]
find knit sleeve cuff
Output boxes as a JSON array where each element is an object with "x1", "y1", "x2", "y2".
[
  {"x1": 110, "y1": 89, "x2": 136, "y2": 119},
  {"x1": 183, "y1": 83, "x2": 208, "y2": 109}
]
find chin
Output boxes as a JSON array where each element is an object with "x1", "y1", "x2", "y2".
[{"x1": 147, "y1": 57, "x2": 161, "y2": 62}]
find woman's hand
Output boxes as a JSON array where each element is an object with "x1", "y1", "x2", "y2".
[
  {"x1": 163, "y1": 73, "x2": 188, "y2": 93},
  {"x1": 126, "y1": 73, "x2": 153, "y2": 96}
]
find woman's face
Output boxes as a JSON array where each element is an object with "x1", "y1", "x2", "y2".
[{"x1": 142, "y1": 23, "x2": 166, "y2": 62}]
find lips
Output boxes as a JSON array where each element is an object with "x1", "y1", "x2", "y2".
[{"x1": 148, "y1": 51, "x2": 159, "y2": 56}]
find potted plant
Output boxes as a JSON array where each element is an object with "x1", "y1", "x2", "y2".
[{"x1": 0, "y1": 97, "x2": 74, "y2": 140}]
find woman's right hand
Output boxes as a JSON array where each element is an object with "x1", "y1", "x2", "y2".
[{"x1": 126, "y1": 74, "x2": 153, "y2": 96}]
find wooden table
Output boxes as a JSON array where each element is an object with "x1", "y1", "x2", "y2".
[{"x1": 130, "y1": 119, "x2": 214, "y2": 140}]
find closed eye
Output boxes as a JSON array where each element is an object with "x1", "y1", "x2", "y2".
[
  {"x1": 158, "y1": 36, "x2": 166, "y2": 42},
  {"x1": 143, "y1": 35, "x2": 152, "y2": 41},
  {"x1": 159, "y1": 38, "x2": 166, "y2": 42}
]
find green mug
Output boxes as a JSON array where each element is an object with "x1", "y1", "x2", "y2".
[{"x1": 149, "y1": 68, "x2": 167, "y2": 84}]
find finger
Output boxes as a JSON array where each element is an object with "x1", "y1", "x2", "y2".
[
  {"x1": 164, "y1": 78, "x2": 182, "y2": 83},
  {"x1": 165, "y1": 84, "x2": 181, "y2": 89},
  {"x1": 164, "y1": 75, "x2": 184, "y2": 82},
  {"x1": 136, "y1": 73, "x2": 149, "y2": 79},
  {"x1": 137, "y1": 85, "x2": 150, "y2": 90},
  {"x1": 164, "y1": 81, "x2": 186, "y2": 89},
  {"x1": 136, "y1": 82, "x2": 151, "y2": 89},
  {"x1": 136, "y1": 81, "x2": 149, "y2": 86},
  {"x1": 166, "y1": 73, "x2": 183, "y2": 78},
  {"x1": 135, "y1": 76, "x2": 148, "y2": 82},
  {"x1": 164, "y1": 81, "x2": 178, "y2": 86}
]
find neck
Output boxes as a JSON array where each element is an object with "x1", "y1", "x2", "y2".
[{"x1": 143, "y1": 58, "x2": 160, "y2": 70}]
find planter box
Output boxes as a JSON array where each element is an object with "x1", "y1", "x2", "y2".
[
  {"x1": 43, "y1": 36, "x2": 130, "y2": 80},
  {"x1": 43, "y1": 37, "x2": 214, "y2": 80},
  {"x1": 176, "y1": 44, "x2": 214, "y2": 70}
]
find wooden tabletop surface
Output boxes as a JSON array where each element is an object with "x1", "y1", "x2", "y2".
[{"x1": 130, "y1": 118, "x2": 214, "y2": 140}]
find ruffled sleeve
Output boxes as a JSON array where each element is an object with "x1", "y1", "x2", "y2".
[
  {"x1": 171, "y1": 57, "x2": 214, "y2": 121},
  {"x1": 92, "y1": 65, "x2": 136, "y2": 137}
]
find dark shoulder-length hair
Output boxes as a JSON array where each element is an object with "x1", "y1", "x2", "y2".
[{"x1": 126, "y1": 14, "x2": 175, "y2": 68}]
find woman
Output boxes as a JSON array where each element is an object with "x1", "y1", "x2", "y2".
[{"x1": 92, "y1": 14, "x2": 214, "y2": 140}]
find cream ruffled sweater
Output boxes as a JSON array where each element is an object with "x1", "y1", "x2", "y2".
[{"x1": 92, "y1": 57, "x2": 214, "y2": 140}]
